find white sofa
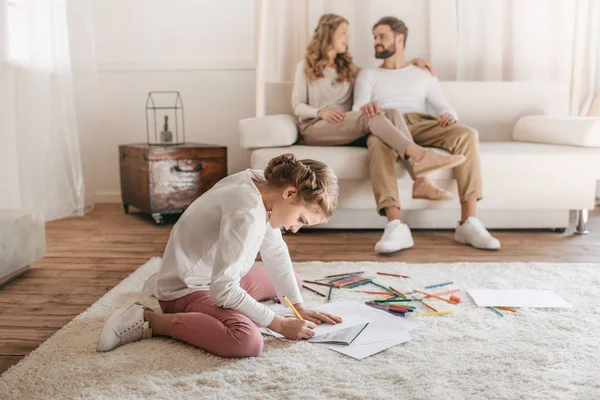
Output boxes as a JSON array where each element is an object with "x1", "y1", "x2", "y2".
[{"x1": 240, "y1": 82, "x2": 600, "y2": 231}]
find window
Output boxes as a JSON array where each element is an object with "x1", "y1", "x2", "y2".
[{"x1": 7, "y1": 0, "x2": 30, "y2": 63}]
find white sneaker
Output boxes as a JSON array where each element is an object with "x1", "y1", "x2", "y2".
[
  {"x1": 375, "y1": 220, "x2": 414, "y2": 254},
  {"x1": 97, "y1": 302, "x2": 153, "y2": 352},
  {"x1": 454, "y1": 217, "x2": 501, "y2": 250}
]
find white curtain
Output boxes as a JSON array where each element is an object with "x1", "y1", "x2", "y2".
[
  {"x1": 0, "y1": 0, "x2": 92, "y2": 221},
  {"x1": 255, "y1": 0, "x2": 600, "y2": 116},
  {"x1": 254, "y1": 0, "x2": 450, "y2": 115},
  {"x1": 457, "y1": 0, "x2": 600, "y2": 116}
]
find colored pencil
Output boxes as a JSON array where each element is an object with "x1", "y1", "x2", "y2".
[
  {"x1": 422, "y1": 302, "x2": 438, "y2": 312},
  {"x1": 497, "y1": 306, "x2": 517, "y2": 313},
  {"x1": 344, "y1": 279, "x2": 372, "y2": 289},
  {"x1": 424, "y1": 281, "x2": 454, "y2": 290},
  {"x1": 337, "y1": 277, "x2": 368, "y2": 287},
  {"x1": 357, "y1": 291, "x2": 391, "y2": 295},
  {"x1": 339, "y1": 277, "x2": 370, "y2": 286},
  {"x1": 365, "y1": 303, "x2": 407, "y2": 313},
  {"x1": 388, "y1": 310, "x2": 409, "y2": 316},
  {"x1": 387, "y1": 304, "x2": 415, "y2": 310},
  {"x1": 302, "y1": 284, "x2": 326, "y2": 298},
  {"x1": 374, "y1": 299, "x2": 413, "y2": 303},
  {"x1": 389, "y1": 286, "x2": 408, "y2": 299},
  {"x1": 283, "y1": 296, "x2": 303, "y2": 320},
  {"x1": 427, "y1": 289, "x2": 460, "y2": 298},
  {"x1": 329, "y1": 275, "x2": 361, "y2": 285},
  {"x1": 489, "y1": 307, "x2": 504, "y2": 317},
  {"x1": 366, "y1": 303, "x2": 410, "y2": 313},
  {"x1": 325, "y1": 271, "x2": 364, "y2": 278},
  {"x1": 371, "y1": 281, "x2": 395, "y2": 293},
  {"x1": 331, "y1": 275, "x2": 364, "y2": 285},
  {"x1": 414, "y1": 289, "x2": 458, "y2": 304},
  {"x1": 412, "y1": 310, "x2": 454, "y2": 317},
  {"x1": 303, "y1": 280, "x2": 334, "y2": 288},
  {"x1": 327, "y1": 286, "x2": 333, "y2": 302},
  {"x1": 377, "y1": 272, "x2": 410, "y2": 278}
]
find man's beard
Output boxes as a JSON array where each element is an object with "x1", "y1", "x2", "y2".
[{"x1": 375, "y1": 43, "x2": 396, "y2": 59}]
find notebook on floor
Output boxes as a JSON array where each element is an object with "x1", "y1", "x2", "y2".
[{"x1": 308, "y1": 322, "x2": 369, "y2": 345}]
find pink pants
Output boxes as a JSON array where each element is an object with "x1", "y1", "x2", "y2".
[{"x1": 159, "y1": 267, "x2": 301, "y2": 358}]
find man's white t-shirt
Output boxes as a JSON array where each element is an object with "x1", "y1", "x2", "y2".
[{"x1": 352, "y1": 64, "x2": 458, "y2": 120}]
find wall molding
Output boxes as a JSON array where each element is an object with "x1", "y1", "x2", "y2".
[
  {"x1": 96, "y1": 58, "x2": 255, "y2": 72},
  {"x1": 94, "y1": 191, "x2": 122, "y2": 204}
]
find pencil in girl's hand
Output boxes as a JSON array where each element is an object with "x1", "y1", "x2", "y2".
[{"x1": 283, "y1": 295, "x2": 304, "y2": 320}]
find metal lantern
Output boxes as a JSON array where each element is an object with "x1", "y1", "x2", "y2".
[{"x1": 145, "y1": 91, "x2": 185, "y2": 145}]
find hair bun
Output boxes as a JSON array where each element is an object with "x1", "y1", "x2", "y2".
[
  {"x1": 262, "y1": 154, "x2": 339, "y2": 219},
  {"x1": 264, "y1": 153, "x2": 297, "y2": 181}
]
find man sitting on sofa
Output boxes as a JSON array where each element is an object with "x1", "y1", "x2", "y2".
[{"x1": 353, "y1": 16, "x2": 501, "y2": 253}]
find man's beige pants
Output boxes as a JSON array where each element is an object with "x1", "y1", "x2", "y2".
[
  {"x1": 369, "y1": 113, "x2": 482, "y2": 215},
  {"x1": 301, "y1": 111, "x2": 483, "y2": 216},
  {"x1": 300, "y1": 110, "x2": 418, "y2": 178}
]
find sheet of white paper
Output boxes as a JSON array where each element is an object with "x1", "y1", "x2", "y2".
[
  {"x1": 259, "y1": 315, "x2": 372, "y2": 339},
  {"x1": 467, "y1": 289, "x2": 572, "y2": 308},
  {"x1": 309, "y1": 322, "x2": 369, "y2": 344},
  {"x1": 312, "y1": 302, "x2": 416, "y2": 358},
  {"x1": 324, "y1": 331, "x2": 412, "y2": 360},
  {"x1": 310, "y1": 301, "x2": 418, "y2": 332},
  {"x1": 351, "y1": 327, "x2": 404, "y2": 346}
]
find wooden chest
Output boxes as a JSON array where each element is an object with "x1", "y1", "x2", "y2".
[{"x1": 119, "y1": 143, "x2": 227, "y2": 224}]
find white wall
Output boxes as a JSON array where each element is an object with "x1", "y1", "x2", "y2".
[{"x1": 81, "y1": 0, "x2": 255, "y2": 204}]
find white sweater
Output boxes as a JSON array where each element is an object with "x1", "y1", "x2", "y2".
[
  {"x1": 352, "y1": 65, "x2": 457, "y2": 120},
  {"x1": 291, "y1": 60, "x2": 353, "y2": 120},
  {"x1": 143, "y1": 170, "x2": 303, "y2": 327}
]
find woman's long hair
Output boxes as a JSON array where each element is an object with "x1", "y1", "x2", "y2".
[{"x1": 304, "y1": 14, "x2": 357, "y2": 84}]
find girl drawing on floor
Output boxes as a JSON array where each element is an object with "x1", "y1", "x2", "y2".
[{"x1": 97, "y1": 154, "x2": 342, "y2": 358}]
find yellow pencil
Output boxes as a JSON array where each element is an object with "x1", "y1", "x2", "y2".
[
  {"x1": 412, "y1": 310, "x2": 454, "y2": 317},
  {"x1": 283, "y1": 295, "x2": 304, "y2": 320}
]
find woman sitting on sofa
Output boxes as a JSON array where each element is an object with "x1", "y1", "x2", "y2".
[{"x1": 292, "y1": 13, "x2": 465, "y2": 201}]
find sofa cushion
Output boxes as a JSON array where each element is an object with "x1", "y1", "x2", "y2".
[
  {"x1": 239, "y1": 114, "x2": 298, "y2": 149},
  {"x1": 513, "y1": 116, "x2": 600, "y2": 147},
  {"x1": 250, "y1": 142, "x2": 600, "y2": 180}
]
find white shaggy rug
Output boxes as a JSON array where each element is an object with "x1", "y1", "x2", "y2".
[{"x1": 1, "y1": 259, "x2": 600, "y2": 400}]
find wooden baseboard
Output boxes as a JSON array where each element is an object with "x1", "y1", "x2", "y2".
[{"x1": 0, "y1": 265, "x2": 31, "y2": 287}]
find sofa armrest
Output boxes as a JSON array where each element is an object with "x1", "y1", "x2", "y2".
[
  {"x1": 239, "y1": 114, "x2": 299, "y2": 149},
  {"x1": 513, "y1": 115, "x2": 600, "y2": 147}
]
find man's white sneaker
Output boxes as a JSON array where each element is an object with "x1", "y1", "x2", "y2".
[
  {"x1": 97, "y1": 302, "x2": 153, "y2": 352},
  {"x1": 454, "y1": 217, "x2": 501, "y2": 250},
  {"x1": 375, "y1": 220, "x2": 414, "y2": 254}
]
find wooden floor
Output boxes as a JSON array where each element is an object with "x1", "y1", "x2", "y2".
[{"x1": 1, "y1": 204, "x2": 599, "y2": 374}]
